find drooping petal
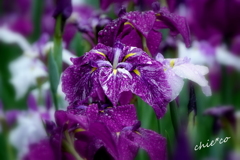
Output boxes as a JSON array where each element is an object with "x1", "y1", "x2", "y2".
[
  {"x1": 172, "y1": 63, "x2": 209, "y2": 87},
  {"x1": 154, "y1": 7, "x2": 191, "y2": 48},
  {"x1": 131, "y1": 63, "x2": 172, "y2": 118},
  {"x1": 146, "y1": 29, "x2": 162, "y2": 57},
  {"x1": 120, "y1": 128, "x2": 167, "y2": 160},
  {"x1": 62, "y1": 65, "x2": 102, "y2": 104}
]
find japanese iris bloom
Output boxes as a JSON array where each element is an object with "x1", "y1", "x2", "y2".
[
  {"x1": 67, "y1": 103, "x2": 167, "y2": 160},
  {"x1": 62, "y1": 42, "x2": 171, "y2": 118}
]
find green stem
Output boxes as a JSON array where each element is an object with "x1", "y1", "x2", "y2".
[
  {"x1": 63, "y1": 131, "x2": 83, "y2": 160},
  {"x1": 53, "y1": 15, "x2": 63, "y2": 73},
  {"x1": 157, "y1": 119, "x2": 162, "y2": 134},
  {"x1": 169, "y1": 101, "x2": 179, "y2": 137},
  {"x1": 48, "y1": 15, "x2": 64, "y2": 110}
]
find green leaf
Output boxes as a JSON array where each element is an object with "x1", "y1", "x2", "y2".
[{"x1": 48, "y1": 50, "x2": 60, "y2": 110}]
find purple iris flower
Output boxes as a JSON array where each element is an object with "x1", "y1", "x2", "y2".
[
  {"x1": 62, "y1": 42, "x2": 171, "y2": 118},
  {"x1": 68, "y1": 103, "x2": 167, "y2": 160},
  {"x1": 98, "y1": 4, "x2": 190, "y2": 57}
]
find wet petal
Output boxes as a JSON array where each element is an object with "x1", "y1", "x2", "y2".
[
  {"x1": 122, "y1": 11, "x2": 156, "y2": 37},
  {"x1": 131, "y1": 63, "x2": 172, "y2": 118}
]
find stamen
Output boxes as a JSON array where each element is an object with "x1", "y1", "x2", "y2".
[{"x1": 170, "y1": 60, "x2": 175, "y2": 68}]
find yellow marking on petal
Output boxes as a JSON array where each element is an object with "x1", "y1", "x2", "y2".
[
  {"x1": 135, "y1": 131, "x2": 141, "y2": 135},
  {"x1": 133, "y1": 69, "x2": 141, "y2": 76},
  {"x1": 95, "y1": 51, "x2": 106, "y2": 57},
  {"x1": 74, "y1": 128, "x2": 86, "y2": 133},
  {"x1": 156, "y1": 13, "x2": 161, "y2": 16},
  {"x1": 91, "y1": 67, "x2": 97, "y2": 73},
  {"x1": 122, "y1": 53, "x2": 136, "y2": 62},
  {"x1": 107, "y1": 107, "x2": 112, "y2": 109},
  {"x1": 164, "y1": 68, "x2": 167, "y2": 71},
  {"x1": 156, "y1": 19, "x2": 161, "y2": 21},
  {"x1": 170, "y1": 60, "x2": 175, "y2": 68},
  {"x1": 124, "y1": 22, "x2": 135, "y2": 28},
  {"x1": 99, "y1": 110, "x2": 104, "y2": 113},
  {"x1": 113, "y1": 69, "x2": 117, "y2": 75}
]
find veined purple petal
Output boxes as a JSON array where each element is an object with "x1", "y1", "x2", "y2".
[
  {"x1": 99, "y1": 67, "x2": 132, "y2": 106},
  {"x1": 131, "y1": 62, "x2": 172, "y2": 118},
  {"x1": 62, "y1": 65, "x2": 102, "y2": 104}
]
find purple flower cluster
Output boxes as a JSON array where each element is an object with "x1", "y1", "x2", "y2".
[{"x1": 23, "y1": 2, "x2": 195, "y2": 160}]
